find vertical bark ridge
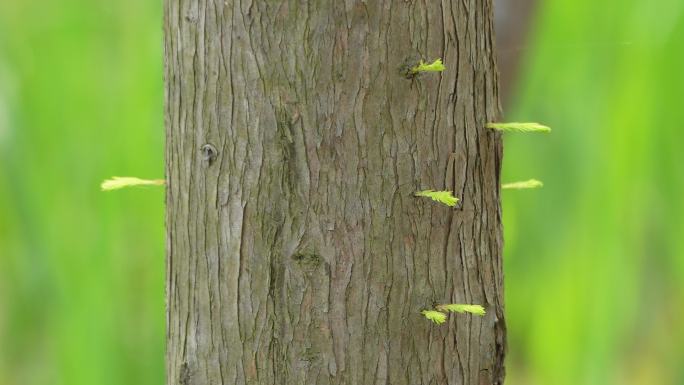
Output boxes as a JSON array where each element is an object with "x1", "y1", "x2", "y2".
[{"x1": 165, "y1": 1, "x2": 505, "y2": 384}]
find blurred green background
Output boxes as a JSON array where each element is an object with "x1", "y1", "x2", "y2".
[{"x1": 1, "y1": 1, "x2": 683, "y2": 385}]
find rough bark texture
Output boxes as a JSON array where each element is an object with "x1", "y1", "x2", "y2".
[{"x1": 164, "y1": 1, "x2": 505, "y2": 385}]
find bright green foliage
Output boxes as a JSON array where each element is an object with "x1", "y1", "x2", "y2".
[
  {"x1": 486, "y1": 122, "x2": 551, "y2": 133},
  {"x1": 421, "y1": 310, "x2": 447, "y2": 325},
  {"x1": 0, "y1": 1, "x2": 166, "y2": 384},
  {"x1": 502, "y1": 2, "x2": 684, "y2": 384},
  {"x1": 410, "y1": 58, "x2": 445, "y2": 74},
  {"x1": 502, "y1": 179, "x2": 544, "y2": 190},
  {"x1": 414, "y1": 190, "x2": 459, "y2": 207},
  {"x1": 101, "y1": 177, "x2": 165, "y2": 191},
  {"x1": 436, "y1": 304, "x2": 486, "y2": 316},
  {"x1": 3, "y1": 0, "x2": 684, "y2": 384}
]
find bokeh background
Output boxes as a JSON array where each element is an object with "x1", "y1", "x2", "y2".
[{"x1": 1, "y1": 1, "x2": 683, "y2": 384}]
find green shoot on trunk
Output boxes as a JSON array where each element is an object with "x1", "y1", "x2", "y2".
[
  {"x1": 421, "y1": 310, "x2": 447, "y2": 325},
  {"x1": 502, "y1": 179, "x2": 544, "y2": 190},
  {"x1": 410, "y1": 58, "x2": 445, "y2": 74},
  {"x1": 435, "y1": 304, "x2": 486, "y2": 316},
  {"x1": 486, "y1": 122, "x2": 551, "y2": 133},
  {"x1": 101, "y1": 177, "x2": 165, "y2": 191},
  {"x1": 414, "y1": 190, "x2": 459, "y2": 207}
]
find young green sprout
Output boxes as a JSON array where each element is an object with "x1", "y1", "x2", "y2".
[
  {"x1": 502, "y1": 179, "x2": 544, "y2": 190},
  {"x1": 435, "y1": 304, "x2": 486, "y2": 316},
  {"x1": 101, "y1": 177, "x2": 165, "y2": 191},
  {"x1": 410, "y1": 58, "x2": 445, "y2": 74},
  {"x1": 486, "y1": 122, "x2": 551, "y2": 133},
  {"x1": 414, "y1": 190, "x2": 459, "y2": 207},
  {"x1": 422, "y1": 303, "x2": 485, "y2": 325},
  {"x1": 421, "y1": 310, "x2": 447, "y2": 325}
]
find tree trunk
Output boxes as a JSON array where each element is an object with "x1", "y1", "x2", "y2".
[{"x1": 164, "y1": 2, "x2": 505, "y2": 385}]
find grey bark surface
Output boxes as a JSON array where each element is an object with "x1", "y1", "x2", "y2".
[{"x1": 164, "y1": 1, "x2": 505, "y2": 385}]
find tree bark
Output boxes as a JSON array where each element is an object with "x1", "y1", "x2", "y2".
[{"x1": 164, "y1": 2, "x2": 505, "y2": 385}]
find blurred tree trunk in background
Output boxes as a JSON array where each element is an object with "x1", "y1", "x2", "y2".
[
  {"x1": 164, "y1": 1, "x2": 505, "y2": 384},
  {"x1": 494, "y1": 0, "x2": 538, "y2": 104}
]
